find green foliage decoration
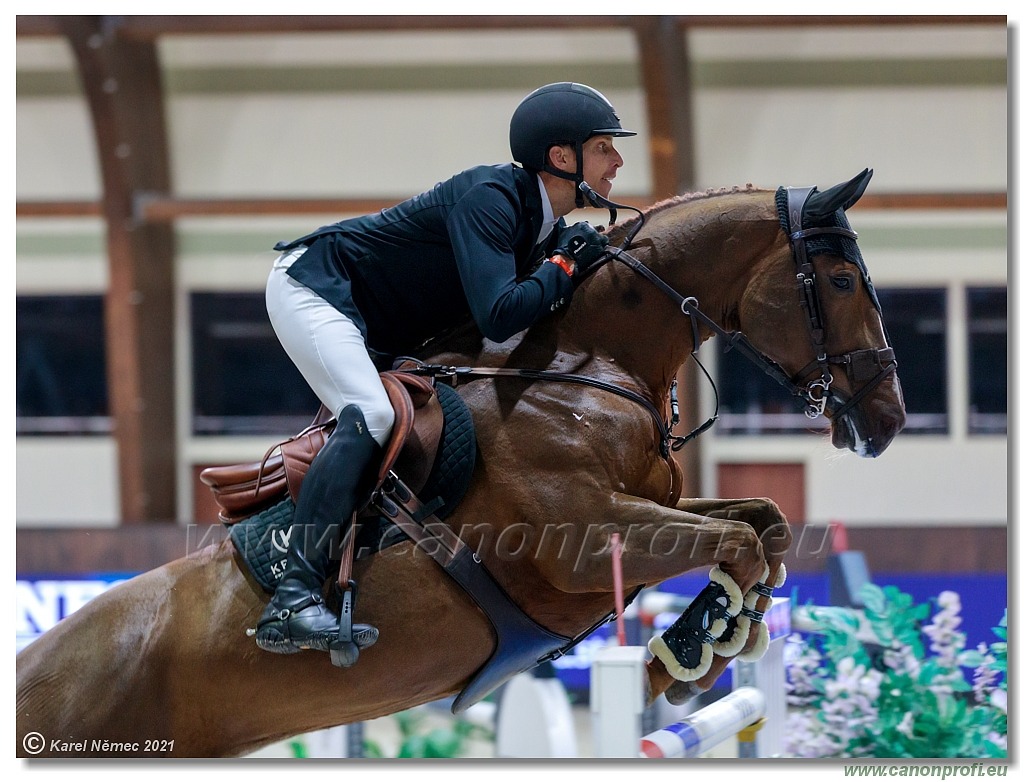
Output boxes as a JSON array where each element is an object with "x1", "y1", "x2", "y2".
[
  {"x1": 362, "y1": 707, "x2": 494, "y2": 759},
  {"x1": 785, "y1": 585, "x2": 1006, "y2": 758}
]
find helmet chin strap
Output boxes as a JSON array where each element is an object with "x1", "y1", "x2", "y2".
[
  {"x1": 578, "y1": 181, "x2": 646, "y2": 248},
  {"x1": 574, "y1": 151, "x2": 585, "y2": 208},
  {"x1": 542, "y1": 142, "x2": 586, "y2": 208}
]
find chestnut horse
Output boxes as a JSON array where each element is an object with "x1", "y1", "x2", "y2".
[{"x1": 16, "y1": 170, "x2": 905, "y2": 757}]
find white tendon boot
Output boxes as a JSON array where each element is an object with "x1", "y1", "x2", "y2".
[{"x1": 648, "y1": 567, "x2": 742, "y2": 682}]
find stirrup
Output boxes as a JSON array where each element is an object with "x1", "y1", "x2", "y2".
[
  {"x1": 648, "y1": 567, "x2": 741, "y2": 681},
  {"x1": 330, "y1": 581, "x2": 379, "y2": 668}
]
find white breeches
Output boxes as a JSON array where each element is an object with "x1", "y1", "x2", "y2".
[{"x1": 266, "y1": 247, "x2": 395, "y2": 447}]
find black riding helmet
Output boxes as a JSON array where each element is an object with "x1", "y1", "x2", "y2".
[{"x1": 510, "y1": 82, "x2": 636, "y2": 207}]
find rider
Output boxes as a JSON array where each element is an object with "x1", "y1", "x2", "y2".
[{"x1": 255, "y1": 82, "x2": 635, "y2": 659}]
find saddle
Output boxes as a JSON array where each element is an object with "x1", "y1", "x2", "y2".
[{"x1": 199, "y1": 371, "x2": 443, "y2": 524}]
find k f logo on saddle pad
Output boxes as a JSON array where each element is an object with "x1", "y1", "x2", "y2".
[{"x1": 271, "y1": 526, "x2": 291, "y2": 555}]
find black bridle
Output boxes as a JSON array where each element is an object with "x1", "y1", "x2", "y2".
[
  {"x1": 409, "y1": 184, "x2": 897, "y2": 456},
  {"x1": 782, "y1": 186, "x2": 898, "y2": 422}
]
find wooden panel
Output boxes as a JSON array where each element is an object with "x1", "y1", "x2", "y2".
[
  {"x1": 848, "y1": 525, "x2": 1007, "y2": 574},
  {"x1": 717, "y1": 462, "x2": 806, "y2": 523},
  {"x1": 16, "y1": 527, "x2": 227, "y2": 575}
]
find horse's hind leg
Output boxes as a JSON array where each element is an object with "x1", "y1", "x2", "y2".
[{"x1": 646, "y1": 497, "x2": 792, "y2": 706}]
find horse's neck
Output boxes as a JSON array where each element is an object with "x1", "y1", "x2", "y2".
[{"x1": 560, "y1": 192, "x2": 783, "y2": 398}]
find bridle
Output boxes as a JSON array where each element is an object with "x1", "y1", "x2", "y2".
[
  {"x1": 409, "y1": 184, "x2": 897, "y2": 456},
  {"x1": 781, "y1": 186, "x2": 897, "y2": 421},
  {"x1": 580, "y1": 184, "x2": 897, "y2": 427}
]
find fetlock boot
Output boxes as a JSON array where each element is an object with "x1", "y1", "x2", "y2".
[{"x1": 255, "y1": 404, "x2": 381, "y2": 655}]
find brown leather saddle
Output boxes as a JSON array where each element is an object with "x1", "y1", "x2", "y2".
[{"x1": 200, "y1": 370, "x2": 443, "y2": 525}]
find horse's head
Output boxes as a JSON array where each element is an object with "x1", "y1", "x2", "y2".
[{"x1": 738, "y1": 169, "x2": 906, "y2": 456}]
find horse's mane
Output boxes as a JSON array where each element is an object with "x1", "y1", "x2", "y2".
[{"x1": 605, "y1": 183, "x2": 767, "y2": 244}]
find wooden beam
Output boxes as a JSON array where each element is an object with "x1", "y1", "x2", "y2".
[
  {"x1": 858, "y1": 192, "x2": 1007, "y2": 210},
  {"x1": 673, "y1": 15, "x2": 1005, "y2": 29},
  {"x1": 633, "y1": 17, "x2": 696, "y2": 199},
  {"x1": 18, "y1": 15, "x2": 1005, "y2": 39},
  {"x1": 59, "y1": 16, "x2": 178, "y2": 523},
  {"x1": 16, "y1": 191, "x2": 1007, "y2": 220},
  {"x1": 631, "y1": 17, "x2": 703, "y2": 499}
]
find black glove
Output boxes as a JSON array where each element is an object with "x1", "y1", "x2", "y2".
[{"x1": 553, "y1": 222, "x2": 609, "y2": 277}]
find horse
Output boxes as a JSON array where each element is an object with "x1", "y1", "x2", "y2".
[{"x1": 16, "y1": 170, "x2": 905, "y2": 757}]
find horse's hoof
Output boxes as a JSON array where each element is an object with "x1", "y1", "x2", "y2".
[{"x1": 664, "y1": 679, "x2": 707, "y2": 706}]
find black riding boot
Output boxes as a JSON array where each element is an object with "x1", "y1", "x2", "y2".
[{"x1": 255, "y1": 404, "x2": 381, "y2": 656}]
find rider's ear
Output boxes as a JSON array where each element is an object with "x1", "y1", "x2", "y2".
[
  {"x1": 547, "y1": 143, "x2": 575, "y2": 173},
  {"x1": 804, "y1": 168, "x2": 873, "y2": 219}
]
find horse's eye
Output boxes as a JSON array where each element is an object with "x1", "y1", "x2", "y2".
[{"x1": 831, "y1": 275, "x2": 854, "y2": 291}]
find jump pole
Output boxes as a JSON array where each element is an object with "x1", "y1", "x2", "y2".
[{"x1": 638, "y1": 687, "x2": 766, "y2": 758}]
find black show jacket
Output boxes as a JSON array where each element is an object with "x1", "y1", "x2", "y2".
[{"x1": 275, "y1": 163, "x2": 574, "y2": 358}]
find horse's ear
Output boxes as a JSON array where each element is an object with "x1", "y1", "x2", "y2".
[{"x1": 804, "y1": 168, "x2": 873, "y2": 219}]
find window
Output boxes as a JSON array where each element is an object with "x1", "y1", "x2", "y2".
[
  {"x1": 876, "y1": 289, "x2": 948, "y2": 434},
  {"x1": 715, "y1": 340, "x2": 828, "y2": 435},
  {"x1": 966, "y1": 287, "x2": 1007, "y2": 434},
  {"x1": 191, "y1": 292, "x2": 320, "y2": 435},
  {"x1": 716, "y1": 288, "x2": 949, "y2": 435},
  {"x1": 16, "y1": 295, "x2": 110, "y2": 435}
]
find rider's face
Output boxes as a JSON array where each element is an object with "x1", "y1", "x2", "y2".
[
  {"x1": 546, "y1": 135, "x2": 625, "y2": 211},
  {"x1": 579, "y1": 135, "x2": 624, "y2": 199}
]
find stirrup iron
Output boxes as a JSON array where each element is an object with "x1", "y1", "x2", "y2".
[{"x1": 330, "y1": 581, "x2": 360, "y2": 668}]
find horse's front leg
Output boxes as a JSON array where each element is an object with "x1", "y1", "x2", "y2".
[
  {"x1": 645, "y1": 497, "x2": 792, "y2": 706},
  {"x1": 528, "y1": 492, "x2": 771, "y2": 706},
  {"x1": 533, "y1": 492, "x2": 769, "y2": 597}
]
